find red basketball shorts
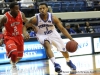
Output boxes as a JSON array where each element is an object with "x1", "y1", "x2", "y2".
[{"x1": 5, "y1": 39, "x2": 24, "y2": 58}]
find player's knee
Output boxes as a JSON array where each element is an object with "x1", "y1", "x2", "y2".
[
  {"x1": 10, "y1": 51, "x2": 18, "y2": 63},
  {"x1": 6, "y1": 43, "x2": 17, "y2": 51},
  {"x1": 44, "y1": 40, "x2": 50, "y2": 49}
]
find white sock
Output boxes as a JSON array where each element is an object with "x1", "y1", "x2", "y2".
[
  {"x1": 66, "y1": 58, "x2": 70, "y2": 62},
  {"x1": 50, "y1": 57, "x2": 56, "y2": 64},
  {"x1": 12, "y1": 63, "x2": 16, "y2": 66},
  {"x1": 10, "y1": 61, "x2": 16, "y2": 67}
]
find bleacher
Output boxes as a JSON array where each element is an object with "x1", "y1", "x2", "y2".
[
  {"x1": 51, "y1": 11, "x2": 100, "y2": 33},
  {"x1": 0, "y1": 0, "x2": 97, "y2": 14},
  {"x1": 0, "y1": 0, "x2": 100, "y2": 34},
  {"x1": 47, "y1": 1, "x2": 86, "y2": 12}
]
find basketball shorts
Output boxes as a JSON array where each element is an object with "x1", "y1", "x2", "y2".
[
  {"x1": 5, "y1": 39, "x2": 24, "y2": 58},
  {"x1": 36, "y1": 30, "x2": 66, "y2": 52}
]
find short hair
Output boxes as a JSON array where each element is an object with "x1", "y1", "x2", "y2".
[
  {"x1": 39, "y1": 2, "x2": 48, "y2": 8},
  {"x1": 9, "y1": 2, "x2": 18, "y2": 9},
  {"x1": 74, "y1": 24, "x2": 79, "y2": 28},
  {"x1": 65, "y1": 23, "x2": 70, "y2": 26}
]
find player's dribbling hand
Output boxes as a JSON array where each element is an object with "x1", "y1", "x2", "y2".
[
  {"x1": 71, "y1": 39, "x2": 78, "y2": 45},
  {"x1": 23, "y1": 32, "x2": 30, "y2": 40}
]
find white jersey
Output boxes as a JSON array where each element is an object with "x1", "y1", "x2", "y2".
[
  {"x1": 36, "y1": 12, "x2": 56, "y2": 35},
  {"x1": 35, "y1": 13, "x2": 66, "y2": 52}
]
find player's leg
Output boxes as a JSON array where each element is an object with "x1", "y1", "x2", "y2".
[
  {"x1": 10, "y1": 58, "x2": 22, "y2": 64},
  {"x1": 17, "y1": 41, "x2": 24, "y2": 63},
  {"x1": 5, "y1": 39, "x2": 18, "y2": 67},
  {"x1": 61, "y1": 51, "x2": 76, "y2": 71},
  {"x1": 36, "y1": 34, "x2": 62, "y2": 73},
  {"x1": 52, "y1": 37, "x2": 76, "y2": 73},
  {"x1": 43, "y1": 40, "x2": 62, "y2": 73}
]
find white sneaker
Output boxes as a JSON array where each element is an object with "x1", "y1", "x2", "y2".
[{"x1": 11, "y1": 65, "x2": 18, "y2": 75}]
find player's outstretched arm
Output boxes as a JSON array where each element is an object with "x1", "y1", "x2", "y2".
[
  {"x1": 25, "y1": 16, "x2": 38, "y2": 33},
  {"x1": 21, "y1": 12, "x2": 30, "y2": 40},
  {"x1": 52, "y1": 15, "x2": 74, "y2": 40},
  {"x1": 21, "y1": 12, "x2": 28, "y2": 23}
]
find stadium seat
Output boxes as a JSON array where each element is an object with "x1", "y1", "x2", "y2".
[
  {"x1": 47, "y1": 2, "x2": 54, "y2": 8},
  {"x1": 66, "y1": 3, "x2": 75, "y2": 12},
  {"x1": 52, "y1": 2, "x2": 61, "y2": 12},
  {"x1": 61, "y1": 2, "x2": 69, "y2": 12},
  {"x1": 74, "y1": 3, "x2": 81, "y2": 11}
]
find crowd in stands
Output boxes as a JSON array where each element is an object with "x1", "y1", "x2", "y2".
[
  {"x1": 0, "y1": 0, "x2": 100, "y2": 37},
  {"x1": 0, "y1": 0, "x2": 100, "y2": 15},
  {"x1": 59, "y1": 20, "x2": 96, "y2": 36}
]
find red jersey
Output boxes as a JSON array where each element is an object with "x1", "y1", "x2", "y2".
[
  {"x1": 4, "y1": 11, "x2": 24, "y2": 45},
  {"x1": 4, "y1": 11, "x2": 23, "y2": 36}
]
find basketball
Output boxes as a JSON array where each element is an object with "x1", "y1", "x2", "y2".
[{"x1": 66, "y1": 40, "x2": 78, "y2": 53}]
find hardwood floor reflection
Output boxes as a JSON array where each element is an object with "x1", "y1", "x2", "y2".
[{"x1": 0, "y1": 54, "x2": 100, "y2": 75}]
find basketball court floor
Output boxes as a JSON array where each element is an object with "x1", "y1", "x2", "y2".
[{"x1": 0, "y1": 54, "x2": 100, "y2": 75}]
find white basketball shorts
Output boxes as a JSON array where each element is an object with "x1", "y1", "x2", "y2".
[{"x1": 36, "y1": 30, "x2": 66, "y2": 52}]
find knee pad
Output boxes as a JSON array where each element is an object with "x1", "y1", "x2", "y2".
[{"x1": 11, "y1": 51, "x2": 18, "y2": 63}]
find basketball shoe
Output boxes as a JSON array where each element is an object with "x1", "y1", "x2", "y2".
[
  {"x1": 54, "y1": 63, "x2": 62, "y2": 73},
  {"x1": 11, "y1": 65, "x2": 18, "y2": 75},
  {"x1": 67, "y1": 60, "x2": 76, "y2": 74}
]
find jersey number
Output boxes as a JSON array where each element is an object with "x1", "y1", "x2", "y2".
[
  {"x1": 12, "y1": 26, "x2": 19, "y2": 36},
  {"x1": 44, "y1": 27, "x2": 52, "y2": 35}
]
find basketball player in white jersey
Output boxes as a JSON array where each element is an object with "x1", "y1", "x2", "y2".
[{"x1": 24, "y1": 3, "x2": 76, "y2": 73}]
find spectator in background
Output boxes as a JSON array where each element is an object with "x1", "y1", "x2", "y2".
[
  {"x1": 20, "y1": 0, "x2": 35, "y2": 17},
  {"x1": 3, "y1": 0, "x2": 20, "y2": 14},
  {"x1": 0, "y1": 0, "x2": 5, "y2": 14},
  {"x1": 84, "y1": 21, "x2": 95, "y2": 33},
  {"x1": 26, "y1": 27, "x2": 36, "y2": 37},
  {"x1": 85, "y1": 0, "x2": 94, "y2": 11},
  {"x1": 48, "y1": 6, "x2": 53, "y2": 13},
  {"x1": 20, "y1": 0, "x2": 34, "y2": 8},
  {"x1": 30, "y1": 31, "x2": 36, "y2": 37},
  {"x1": 65, "y1": 23, "x2": 76, "y2": 34},
  {"x1": 93, "y1": 0, "x2": 100, "y2": 11},
  {"x1": 74, "y1": 24, "x2": 83, "y2": 33}
]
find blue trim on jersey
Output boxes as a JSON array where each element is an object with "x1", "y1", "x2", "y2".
[
  {"x1": 39, "y1": 13, "x2": 49, "y2": 22},
  {"x1": 36, "y1": 15, "x2": 38, "y2": 26},
  {"x1": 51, "y1": 13, "x2": 53, "y2": 24}
]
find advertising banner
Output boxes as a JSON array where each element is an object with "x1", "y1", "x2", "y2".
[
  {"x1": 93, "y1": 37, "x2": 100, "y2": 52},
  {"x1": 0, "y1": 37, "x2": 92, "y2": 63},
  {"x1": 51, "y1": 37, "x2": 92, "y2": 57},
  {"x1": 0, "y1": 41, "x2": 47, "y2": 64}
]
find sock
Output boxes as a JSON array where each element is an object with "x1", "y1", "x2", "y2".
[
  {"x1": 10, "y1": 60, "x2": 16, "y2": 67},
  {"x1": 50, "y1": 57, "x2": 57, "y2": 64},
  {"x1": 12, "y1": 63, "x2": 16, "y2": 66},
  {"x1": 66, "y1": 58, "x2": 70, "y2": 62}
]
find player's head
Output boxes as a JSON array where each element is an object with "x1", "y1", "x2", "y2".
[
  {"x1": 39, "y1": 3, "x2": 48, "y2": 16},
  {"x1": 65, "y1": 23, "x2": 70, "y2": 29},
  {"x1": 75, "y1": 24, "x2": 80, "y2": 29},
  {"x1": 9, "y1": 2, "x2": 19, "y2": 16},
  {"x1": 85, "y1": 21, "x2": 89, "y2": 27}
]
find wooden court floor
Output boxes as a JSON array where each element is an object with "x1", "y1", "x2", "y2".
[{"x1": 0, "y1": 54, "x2": 100, "y2": 75}]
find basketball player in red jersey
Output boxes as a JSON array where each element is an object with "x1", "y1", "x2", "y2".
[{"x1": 0, "y1": 2, "x2": 29, "y2": 69}]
